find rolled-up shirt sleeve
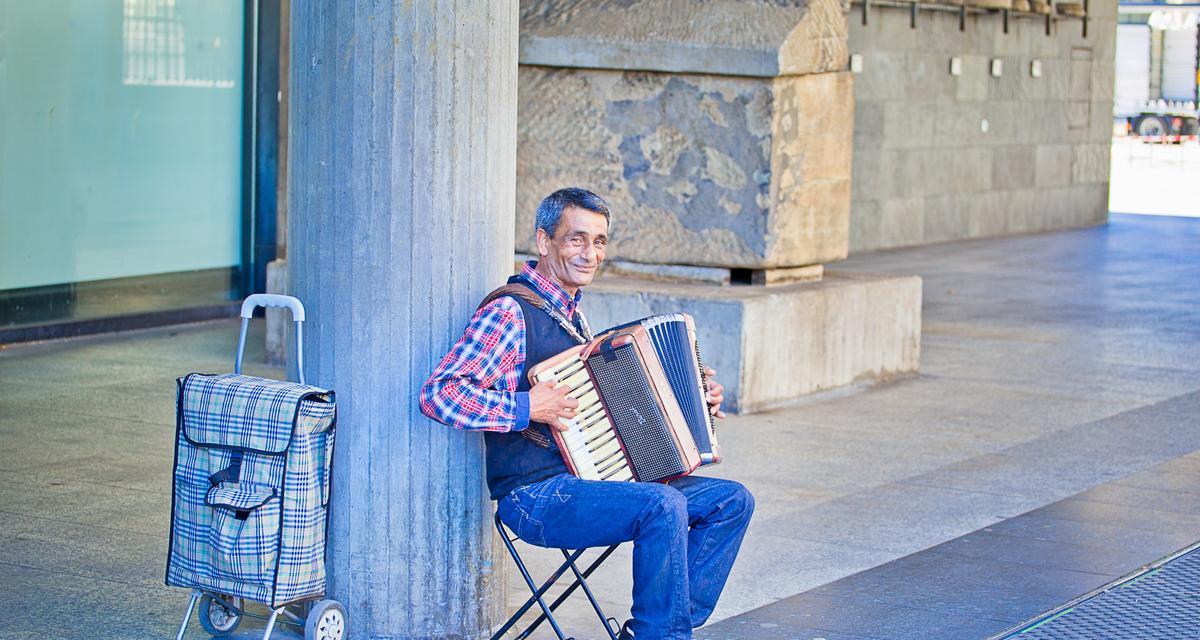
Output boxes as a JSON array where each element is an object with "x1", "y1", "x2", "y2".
[{"x1": 419, "y1": 297, "x2": 530, "y2": 432}]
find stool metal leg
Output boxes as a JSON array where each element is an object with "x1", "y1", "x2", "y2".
[
  {"x1": 499, "y1": 530, "x2": 571, "y2": 640},
  {"x1": 492, "y1": 513, "x2": 621, "y2": 640},
  {"x1": 492, "y1": 538, "x2": 568, "y2": 638},
  {"x1": 563, "y1": 546, "x2": 620, "y2": 640},
  {"x1": 522, "y1": 546, "x2": 620, "y2": 640},
  {"x1": 512, "y1": 548, "x2": 588, "y2": 640}
]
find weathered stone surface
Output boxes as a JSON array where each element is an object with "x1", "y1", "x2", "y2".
[
  {"x1": 880, "y1": 197, "x2": 926, "y2": 246},
  {"x1": 519, "y1": 0, "x2": 847, "y2": 78},
  {"x1": 992, "y1": 145, "x2": 1036, "y2": 190},
  {"x1": 922, "y1": 193, "x2": 972, "y2": 242},
  {"x1": 847, "y1": 0, "x2": 1116, "y2": 252},
  {"x1": 517, "y1": 68, "x2": 854, "y2": 269},
  {"x1": 954, "y1": 55, "x2": 991, "y2": 101},
  {"x1": 1072, "y1": 142, "x2": 1110, "y2": 184},
  {"x1": 1035, "y1": 143, "x2": 1072, "y2": 187},
  {"x1": 581, "y1": 272, "x2": 923, "y2": 413}
]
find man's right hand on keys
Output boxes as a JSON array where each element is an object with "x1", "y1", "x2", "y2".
[{"x1": 529, "y1": 380, "x2": 579, "y2": 430}]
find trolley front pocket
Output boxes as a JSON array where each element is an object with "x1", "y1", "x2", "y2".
[{"x1": 207, "y1": 482, "x2": 281, "y2": 588}]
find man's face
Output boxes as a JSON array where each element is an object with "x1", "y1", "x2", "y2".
[{"x1": 536, "y1": 206, "x2": 609, "y2": 292}]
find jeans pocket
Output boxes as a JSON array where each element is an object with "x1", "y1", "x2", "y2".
[
  {"x1": 517, "y1": 513, "x2": 547, "y2": 547},
  {"x1": 502, "y1": 488, "x2": 549, "y2": 547}
]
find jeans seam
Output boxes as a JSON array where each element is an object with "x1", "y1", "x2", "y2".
[
  {"x1": 670, "y1": 495, "x2": 691, "y2": 638},
  {"x1": 509, "y1": 480, "x2": 556, "y2": 546}
]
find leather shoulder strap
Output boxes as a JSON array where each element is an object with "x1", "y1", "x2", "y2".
[{"x1": 477, "y1": 282, "x2": 546, "y2": 312}]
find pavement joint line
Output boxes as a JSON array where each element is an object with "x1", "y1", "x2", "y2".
[
  {"x1": 0, "y1": 318, "x2": 235, "y2": 357},
  {"x1": 1049, "y1": 496, "x2": 1200, "y2": 520},
  {"x1": 931, "y1": 543, "x2": 1130, "y2": 577},
  {"x1": 0, "y1": 559, "x2": 167, "y2": 592},
  {"x1": 893, "y1": 479, "x2": 1042, "y2": 499},
  {"x1": 1113, "y1": 478, "x2": 1200, "y2": 495},
  {"x1": 918, "y1": 376, "x2": 1193, "y2": 405},
  {"x1": 750, "y1": 530, "x2": 902, "y2": 554},
  {"x1": 893, "y1": 477, "x2": 1103, "y2": 500},
  {"x1": 0, "y1": 474, "x2": 171, "y2": 496},
  {"x1": 0, "y1": 401, "x2": 175, "y2": 428},
  {"x1": 884, "y1": 398, "x2": 1200, "y2": 469},
  {"x1": 0, "y1": 509, "x2": 166, "y2": 539}
]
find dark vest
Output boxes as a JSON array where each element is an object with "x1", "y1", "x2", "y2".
[{"x1": 483, "y1": 276, "x2": 584, "y2": 500}]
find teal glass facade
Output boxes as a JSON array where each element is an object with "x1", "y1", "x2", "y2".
[{"x1": 0, "y1": 0, "x2": 249, "y2": 335}]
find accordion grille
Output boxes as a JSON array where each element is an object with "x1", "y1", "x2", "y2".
[{"x1": 587, "y1": 343, "x2": 688, "y2": 483}]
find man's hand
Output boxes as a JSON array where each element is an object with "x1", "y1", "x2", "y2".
[
  {"x1": 529, "y1": 380, "x2": 579, "y2": 431},
  {"x1": 704, "y1": 367, "x2": 726, "y2": 419}
]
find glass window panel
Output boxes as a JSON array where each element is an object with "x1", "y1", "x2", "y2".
[{"x1": 0, "y1": 0, "x2": 245, "y2": 330}]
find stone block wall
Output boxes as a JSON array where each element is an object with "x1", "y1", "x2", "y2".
[{"x1": 848, "y1": 2, "x2": 1116, "y2": 252}]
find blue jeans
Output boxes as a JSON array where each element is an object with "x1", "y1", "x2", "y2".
[{"x1": 497, "y1": 473, "x2": 755, "y2": 640}]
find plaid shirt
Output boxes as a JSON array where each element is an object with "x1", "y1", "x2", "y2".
[{"x1": 420, "y1": 261, "x2": 582, "y2": 432}]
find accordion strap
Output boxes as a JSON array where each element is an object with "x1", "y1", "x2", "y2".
[
  {"x1": 478, "y1": 282, "x2": 593, "y2": 344},
  {"x1": 477, "y1": 283, "x2": 545, "y2": 313},
  {"x1": 477, "y1": 281, "x2": 590, "y2": 450}
]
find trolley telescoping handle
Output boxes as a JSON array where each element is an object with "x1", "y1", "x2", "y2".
[{"x1": 235, "y1": 294, "x2": 307, "y2": 385}]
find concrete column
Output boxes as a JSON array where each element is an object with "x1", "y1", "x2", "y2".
[{"x1": 288, "y1": 3, "x2": 517, "y2": 638}]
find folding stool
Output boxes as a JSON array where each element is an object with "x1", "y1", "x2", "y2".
[{"x1": 491, "y1": 512, "x2": 622, "y2": 640}]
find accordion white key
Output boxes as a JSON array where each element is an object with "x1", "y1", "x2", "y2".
[{"x1": 528, "y1": 313, "x2": 722, "y2": 483}]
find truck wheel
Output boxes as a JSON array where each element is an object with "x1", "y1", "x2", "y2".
[{"x1": 1134, "y1": 115, "x2": 1168, "y2": 139}]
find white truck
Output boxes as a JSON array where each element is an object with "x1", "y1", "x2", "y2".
[{"x1": 1115, "y1": 18, "x2": 1199, "y2": 142}]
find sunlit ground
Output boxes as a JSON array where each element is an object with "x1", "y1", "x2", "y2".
[{"x1": 1109, "y1": 134, "x2": 1200, "y2": 217}]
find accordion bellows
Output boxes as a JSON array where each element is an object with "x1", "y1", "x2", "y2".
[
  {"x1": 529, "y1": 313, "x2": 721, "y2": 483},
  {"x1": 166, "y1": 373, "x2": 336, "y2": 608}
]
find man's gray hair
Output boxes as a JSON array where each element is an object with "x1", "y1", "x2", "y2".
[{"x1": 535, "y1": 187, "x2": 611, "y2": 237}]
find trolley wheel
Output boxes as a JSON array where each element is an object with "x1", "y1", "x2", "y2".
[
  {"x1": 304, "y1": 599, "x2": 347, "y2": 640},
  {"x1": 197, "y1": 593, "x2": 243, "y2": 636}
]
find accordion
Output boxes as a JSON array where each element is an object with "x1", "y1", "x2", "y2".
[{"x1": 528, "y1": 313, "x2": 722, "y2": 483}]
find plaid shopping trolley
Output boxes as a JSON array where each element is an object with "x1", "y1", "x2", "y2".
[{"x1": 166, "y1": 294, "x2": 344, "y2": 640}]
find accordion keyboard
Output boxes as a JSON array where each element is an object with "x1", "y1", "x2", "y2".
[{"x1": 534, "y1": 353, "x2": 636, "y2": 482}]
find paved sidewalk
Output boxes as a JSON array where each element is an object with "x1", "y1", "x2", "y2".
[
  {"x1": 698, "y1": 450, "x2": 1200, "y2": 639},
  {"x1": 1109, "y1": 138, "x2": 1200, "y2": 218},
  {"x1": 1, "y1": 213, "x2": 1197, "y2": 639}
]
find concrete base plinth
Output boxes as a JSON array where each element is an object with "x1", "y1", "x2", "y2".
[{"x1": 581, "y1": 272, "x2": 923, "y2": 414}]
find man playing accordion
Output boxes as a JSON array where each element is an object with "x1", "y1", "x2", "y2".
[{"x1": 421, "y1": 187, "x2": 754, "y2": 640}]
